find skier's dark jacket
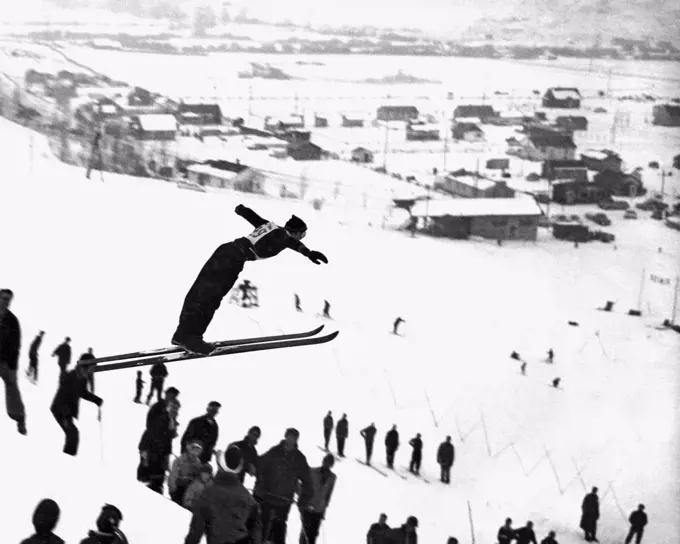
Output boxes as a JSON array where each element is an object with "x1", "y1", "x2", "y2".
[
  {"x1": 408, "y1": 437, "x2": 423, "y2": 458},
  {"x1": 52, "y1": 342, "x2": 71, "y2": 367},
  {"x1": 497, "y1": 526, "x2": 516, "y2": 544},
  {"x1": 184, "y1": 470, "x2": 262, "y2": 544},
  {"x1": 629, "y1": 509, "x2": 648, "y2": 529},
  {"x1": 515, "y1": 526, "x2": 538, "y2": 544},
  {"x1": 361, "y1": 425, "x2": 377, "y2": 443},
  {"x1": 323, "y1": 414, "x2": 334, "y2": 432},
  {"x1": 149, "y1": 362, "x2": 168, "y2": 380},
  {"x1": 181, "y1": 414, "x2": 219, "y2": 457},
  {"x1": 79, "y1": 529, "x2": 129, "y2": 544},
  {"x1": 385, "y1": 429, "x2": 399, "y2": 451},
  {"x1": 140, "y1": 404, "x2": 176, "y2": 456},
  {"x1": 381, "y1": 525, "x2": 418, "y2": 544},
  {"x1": 29, "y1": 334, "x2": 42, "y2": 359},
  {"x1": 0, "y1": 309, "x2": 21, "y2": 371},
  {"x1": 233, "y1": 205, "x2": 313, "y2": 261},
  {"x1": 437, "y1": 441, "x2": 455, "y2": 467},
  {"x1": 366, "y1": 522, "x2": 391, "y2": 544},
  {"x1": 50, "y1": 369, "x2": 102, "y2": 419},
  {"x1": 336, "y1": 417, "x2": 348, "y2": 438},
  {"x1": 20, "y1": 534, "x2": 64, "y2": 544},
  {"x1": 229, "y1": 437, "x2": 260, "y2": 483},
  {"x1": 253, "y1": 441, "x2": 313, "y2": 508}
]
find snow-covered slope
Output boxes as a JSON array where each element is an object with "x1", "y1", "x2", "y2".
[{"x1": 0, "y1": 118, "x2": 678, "y2": 543}]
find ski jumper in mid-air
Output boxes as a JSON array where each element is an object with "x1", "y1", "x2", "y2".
[{"x1": 171, "y1": 204, "x2": 328, "y2": 355}]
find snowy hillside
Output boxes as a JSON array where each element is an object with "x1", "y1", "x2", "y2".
[{"x1": 0, "y1": 117, "x2": 679, "y2": 543}]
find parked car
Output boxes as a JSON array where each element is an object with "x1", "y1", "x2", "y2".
[
  {"x1": 624, "y1": 209, "x2": 638, "y2": 219},
  {"x1": 590, "y1": 230, "x2": 615, "y2": 243},
  {"x1": 651, "y1": 209, "x2": 666, "y2": 220},
  {"x1": 568, "y1": 214, "x2": 582, "y2": 223},
  {"x1": 599, "y1": 199, "x2": 630, "y2": 210},
  {"x1": 636, "y1": 198, "x2": 668, "y2": 211},
  {"x1": 554, "y1": 214, "x2": 569, "y2": 222},
  {"x1": 586, "y1": 212, "x2": 612, "y2": 226}
]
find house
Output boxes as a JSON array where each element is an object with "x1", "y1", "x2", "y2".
[
  {"x1": 652, "y1": 104, "x2": 680, "y2": 127},
  {"x1": 519, "y1": 126, "x2": 576, "y2": 161},
  {"x1": 351, "y1": 146, "x2": 374, "y2": 163},
  {"x1": 24, "y1": 69, "x2": 52, "y2": 91},
  {"x1": 486, "y1": 158, "x2": 510, "y2": 171},
  {"x1": 452, "y1": 122, "x2": 485, "y2": 142},
  {"x1": 406, "y1": 120, "x2": 440, "y2": 141},
  {"x1": 552, "y1": 180, "x2": 610, "y2": 205},
  {"x1": 314, "y1": 115, "x2": 328, "y2": 128},
  {"x1": 376, "y1": 105, "x2": 419, "y2": 122},
  {"x1": 177, "y1": 103, "x2": 222, "y2": 126},
  {"x1": 129, "y1": 114, "x2": 178, "y2": 141},
  {"x1": 580, "y1": 149, "x2": 623, "y2": 172},
  {"x1": 453, "y1": 105, "x2": 497, "y2": 122},
  {"x1": 410, "y1": 197, "x2": 541, "y2": 241},
  {"x1": 341, "y1": 113, "x2": 365, "y2": 127},
  {"x1": 186, "y1": 163, "x2": 265, "y2": 193},
  {"x1": 542, "y1": 159, "x2": 589, "y2": 182},
  {"x1": 287, "y1": 141, "x2": 322, "y2": 161},
  {"x1": 127, "y1": 87, "x2": 156, "y2": 107},
  {"x1": 542, "y1": 87, "x2": 582, "y2": 108},
  {"x1": 434, "y1": 172, "x2": 516, "y2": 198},
  {"x1": 264, "y1": 114, "x2": 305, "y2": 131},
  {"x1": 593, "y1": 170, "x2": 646, "y2": 197},
  {"x1": 555, "y1": 116, "x2": 589, "y2": 131}
]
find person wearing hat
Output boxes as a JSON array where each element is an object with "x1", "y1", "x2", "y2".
[
  {"x1": 168, "y1": 439, "x2": 205, "y2": 504},
  {"x1": 138, "y1": 397, "x2": 180, "y2": 494},
  {"x1": 79, "y1": 504, "x2": 128, "y2": 544},
  {"x1": 180, "y1": 401, "x2": 221, "y2": 464},
  {"x1": 185, "y1": 445, "x2": 262, "y2": 544},
  {"x1": 171, "y1": 204, "x2": 328, "y2": 355},
  {"x1": 299, "y1": 453, "x2": 337, "y2": 544},
  {"x1": 253, "y1": 427, "x2": 314, "y2": 544},
  {"x1": 20, "y1": 498, "x2": 64, "y2": 544},
  {"x1": 382, "y1": 516, "x2": 418, "y2": 544},
  {"x1": 228, "y1": 425, "x2": 262, "y2": 484}
]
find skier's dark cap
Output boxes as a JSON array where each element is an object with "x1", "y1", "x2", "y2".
[
  {"x1": 165, "y1": 387, "x2": 180, "y2": 396},
  {"x1": 248, "y1": 425, "x2": 261, "y2": 436},
  {"x1": 285, "y1": 427, "x2": 300, "y2": 438},
  {"x1": 208, "y1": 400, "x2": 221, "y2": 408},
  {"x1": 406, "y1": 515, "x2": 418, "y2": 528},
  {"x1": 96, "y1": 504, "x2": 123, "y2": 533},
  {"x1": 285, "y1": 215, "x2": 307, "y2": 233}
]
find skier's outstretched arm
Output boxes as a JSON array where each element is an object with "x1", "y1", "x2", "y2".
[
  {"x1": 235, "y1": 204, "x2": 268, "y2": 227},
  {"x1": 287, "y1": 240, "x2": 328, "y2": 265}
]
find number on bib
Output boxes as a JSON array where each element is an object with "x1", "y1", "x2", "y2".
[{"x1": 246, "y1": 222, "x2": 277, "y2": 245}]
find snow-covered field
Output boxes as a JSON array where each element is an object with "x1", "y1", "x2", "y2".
[{"x1": 0, "y1": 115, "x2": 679, "y2": 543}]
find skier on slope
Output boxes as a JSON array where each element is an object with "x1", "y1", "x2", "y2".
[{"x1": 172, "y1": 205, "x2": 328, "y2": 355}]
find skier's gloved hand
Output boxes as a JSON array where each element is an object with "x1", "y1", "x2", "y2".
[
  {"x1": 308, "y1": 250, "x2": 328, "y2": 265},
  {"x1": 235, "y1": 204, "x2": 246, "y2": 215}
]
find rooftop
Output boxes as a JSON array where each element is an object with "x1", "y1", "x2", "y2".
[
  {"x1": 136, "y1": 114, "x2": 177, "y2": 132},
  {"x1": 411, "y1": 197, "x2": 542, "y2": 218}
]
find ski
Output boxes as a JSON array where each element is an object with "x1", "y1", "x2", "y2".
[
  {"x1": 317, "y1": 446, "x2": 343, "y2": 461},
  {"x1": 92, "y1": 330, "x2": 339, "y2": 373},
  {"x1": 355, "y1": 459, "x2": 388, "y2": 477},
  {"x1": 85, "y1": 325, "x2": 326, "y2": 365},
  {"x1": 386, "y1": 466, "x2": 408, "y2": 480},
  {"x1": 400, "y1": 467, "x2": 430, "y2": 484}
]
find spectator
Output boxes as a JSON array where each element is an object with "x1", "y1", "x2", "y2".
[
  {"x1": 138, "y1": 397, "x2": 180, "y2": 494},
  {"x1": 253, "y1": 428, "x2": 313, "y2": 544},
  {"x1": 184, "y1": 446, "x2": 262, "y2": 544},
  {"x1": 168, "y1": 439, "x2": 204, "y2": 504},
  {"x1": 408, "y1": 433, "x2": 423, "y2": 476},
  {"x1": 385, "y1": 425, "x2": 399, "y2": 469},
  {"x1": 498, "y1": 518, "x2": 515, "y2": 544},
  {"x1": 515, "y1": 521, "x2": 537, "y2": 544},
  {"x1": 366, "y1": 513, "x2": 390, "y2": 544},
  {"x1": 79, "y1": 504, "x2": 129, "y2": 544},
  {"x1": 180, "y1": 401, "x2": 221, "y2": 464},
  {"x1": 384, "y1": 515, "x2": 418, "y2": 544},
  {"x1": 182, "y1": 463, "x2": 214, "y2": 511},
  {"x1": 437, "y1": 436, "x2": 455, "y2": 484},
  {"x1": 147, "y1": 386, "x2": 180, "y2": 428},
  {"x1": 26, "y1": 330, "x2": 44, "y2": 383},
  {"x1": 323, "y1": 410, "x2": 334, "y2": 451},
  {"x1": 229, "y1": 425, "x2": 261, "y2": 484},
  {"x1": 299, "y1": 453, "x2": 337, "y2": 544},
  {"x1": 447, "y1": 539, "x2": 459, "y2": 544},
  {"x1": 50, "y1": 362, "x2": 103, "y2": 456},
  {"x1": 580, "y1": 487, "x2": 600, "y2": 542},
  {"x1": 20, "y1": 498, "x2": 63, "y2": 544},
  {"x1": 78, "y1": 347, "x2": 96, "y2": 392},
  {"x1": 625, "y1": 504, "x2": 648, "y2": 544},
  {"x1": 52, "y1": 337, "x2": 72, "y2": 378},
  {"x1": 0, "y1": 288, "x2": 27, "y2": 435},
  {"x1": 335, "y1": 413, "x2": 348, "y2": 457},
  {"x1": 541, "y1": 531, "x2": 558, "y2": 544},
  {"x1": 133, "y1": 371, "x2": 144, "y2": 403},
  {"x1": 360, "y1": 423, "x2": 377, "y2": 465},
  {"x1": 146, "y1": 361, "x2": 168, "y2": 405}
]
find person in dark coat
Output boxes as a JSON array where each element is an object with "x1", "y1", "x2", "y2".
[
  {"x1": 299, "y1": 453, "x2": 337, "y2": 544},
  {"x1": 52, "y1": 337, "x2": 72, "y2": 377},
  {"x1": 79, "y1": 504, "x2": 129, "y2": 544},
  {"x1": 172, "y1": 205, "x2": 327, "y2": 355},
  {"x1": 50, "y1": 362, "x2": 103, "y2": 456},
  {"x1": 184, "y1": 446, "x2": 263, "y2": 544},
  {"x1": 437, "y1": 436, "x2": 455, "y2": 484},
  {"x1": 408, "y1": 433, "x2": 423, "y2": 475},
  {"x1": 253, "y1": 428, "x2": 313, "y2": 544},
  {"x1": 78, "y1": 348, "x2": 96, "y2": 392},
  {"x1": 20, "y1": 498, "x2": 64, "y2": 544},
  {"x1": 181, "y1": 400, "x2": 221, "y2": 464},
  {"x1": 138, "y1": 398, "x2": 180, "y2": 494},
  {"x1": 133, "y1": 371, "x2": 144, "y2": 403},
  {"x1": 146, "y1": 386, "x2": 180, "y2": 427},
  {"x1": 335, "y1": 413, "x2": 348, "y2": 457},
  {"x1": 515, "y1": 521, "x2": 538, "y2": 544},
  {"x1": 322, "y1": 410, "x2": 333, "y2": 450},
  {"x1": 497, "y1": 518, "x2": 516, "y2": 544},
  {"x1": 26, "y1": 330, "x2": 44, "y2": 383},
  {"x1": 360, "y1": 423, "x2": 377, "y2": 465},
  {"x1": 366, "y1": 513, "x2": 390, "y2": 544},
  {"x1": 382, "y1": 516, "x2": 418, "y2": 544},
  {"x1": 541, "y1": 531, "x2": 559, "y2": 544},
  {"x1": 385, "y1": 425, "x2": 399, "y2": 469},
  {"x1": 0, "y1": 288, "x2": 27, "y2": 435},
  {"x1": 580, "y1": 487, "x2": 600, "y2": 542},
  {"x1": 625, "y1": 504, "x2": 648, "y2": 544},
  {"x1": 146, "y1": 362, "x2": 168, "y2": 405},
  {"x1": 229, "y1": 425, "x2": 261, "y2": 484}
]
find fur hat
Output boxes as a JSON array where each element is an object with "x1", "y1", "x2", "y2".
[
  {"x1": 33, "y1": 498, "x2": 60, "y2": 534},
  {"x1": 285, "y1": 215, "x2": 307, "y2": 233},
  {"x1": 216, "y1": 445, "x2": 243, "y2": 474}
]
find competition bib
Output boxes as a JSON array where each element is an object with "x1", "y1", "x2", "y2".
[{"x1": 245, "y1": 221, "x2": 277, "y2": 246}]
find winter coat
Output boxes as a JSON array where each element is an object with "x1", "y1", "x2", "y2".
[
  {"x1": 366, "y1": 522, "x2": 391, "y2": 544},
  {"x1": 181, "y1": 414, "x2": 219, "y2": 460},
  {"x1": 79, "y1": 529, "x2": 129, "y2": 544},
  {"x1": 139, "y1": 405, "x2": 177, "y2": 457},
  {"x1": 306, "y1": 467, "x2": 336, "y2": 514},
  {"x1": 183, "y1": 479, "x2": 211, "y2": 510},
  {"x1": 79, "y1": 352, "x2": 95, "y2": 363},
  {"x1": 253, "y1": 441, "x2": 313, "y2": 508},
  {"x1": 149, "y1": 362, "x2": 168, "y2": 380},
  {"x1": 580, "y1": 492, "x2": 600, "y2": 532},
  {"x1": 229, "y1": 437, "x2": 259, "y2": 482},
  {"x1": 184, "y1": 471, "x2": 262, "y2": 544},
  {"x1": 497, "y1": 525, "x2": 516, "y2": 544},
  {"x1": 336, "y1": 417, "x2": 348, "y2": 438},
  {"x1": 52, "y1": 343, "x2": 71, "y2": 368},
  {"x1": 408, "y1": 437, "x2": 423, "y2": 459},
  {"x1": 20, "y1": 534, "x2": 64, "y2": 544},
  {"x1": 50, "y1": 369, "x2": 102, "y2": 419},
  {"x1": 361, "y1": 425, "x2": 377, "y2": 443},
  {"x1": 629, "y1": 510, "x2": 648, "y2": 529},
  {"x1": 385, "y1": 429, "x2": 399, "y2": 452},
  {"x1": 0, "y1": 310, "x2": 21, "y2": 370},
  {"x1": 168, "y1": 453, "x2": 203, "y2": 493},
  {"x1": 515, "y1": 526, "x2": 538, "y2": 544},
  {"x1": 437, "y1": 442, "x2": 455, "y2": 467},
  {"x1": 380, "y1": 525, "x2": 418, "y2": 544},
  {"x1": 323, "y1": 414, "x2": 334, "y2": 432}
]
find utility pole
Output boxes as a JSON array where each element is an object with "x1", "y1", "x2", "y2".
[
  {"x1": 382, "y1": 121, "x2": 390, "y2": 170},
  {"x1": 660, "y1": 170, "x2": 673, "y2": 202},
  {"x1": 442, "y1": 110, "x2": 449, "y2": 172}
]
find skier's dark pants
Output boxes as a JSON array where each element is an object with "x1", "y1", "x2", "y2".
[
  {"x1": 52, "y1": 410, "x2": 79, "y2": 456},
  {"x1": 137, "y1": 451, "x2": 168, "y2": 494},
  {"x1": 134, "y1": 385, "x2": 142, "y2": 403},
  {"x1": 174, "y1": 242, "x2": 247, "y2": 340},
  {"x1": 409, "y1": 454, "x2": 422, "y2": 474},
  {"x1": 336, "y1": 435, "x2": 346, "y2": 456},
  {"x1": 365, "y1": 441, "x2": 374, "y2": 464},
  {"x1": 146, "y1": 377, "x2": 164, "y2": 404},
  {"x1": 440, "y1": 465, "x2": 451, "y2": 483},
  {"x1": 323, "y1": 429, "x2": 331, "y2": 450},
  {"x1": 300, "y1": 510, "x2": 324, "y2": 544},
  {"x1": 625, "y1": 528, "x2": 644, "y2": 544},
  {"x1": 257, "y1": 498, "x2": 291, "y2": 544},
  {"x1": 386, "y1": 449, "x2": 396, "y2": 468},
  {"x1": 27, "y1": 355, "x2": 38, "y2": 381},
  {"x1": 170, "y1": 481, "x2": 191, "y2": 505}
]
